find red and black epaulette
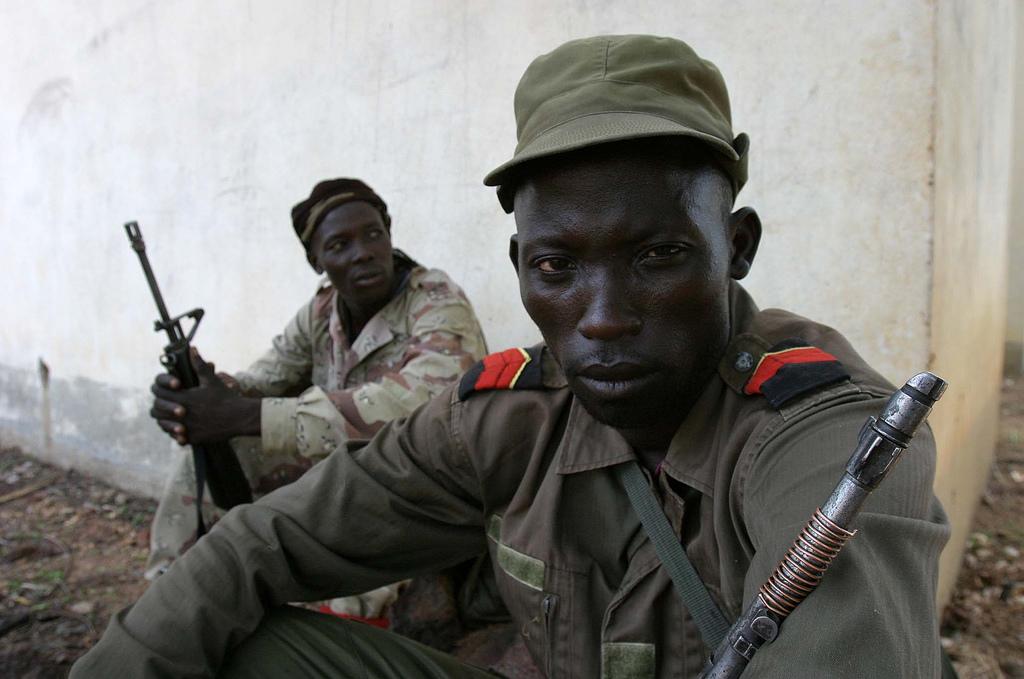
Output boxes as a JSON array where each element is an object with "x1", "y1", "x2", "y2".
[
  {"x1": 459, "y1": 346, "x2": 546, "y2": 400},
  {"x1": 741, "y1": 338, "x2": 850, "y2": 408}
]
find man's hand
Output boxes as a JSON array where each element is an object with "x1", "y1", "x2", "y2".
[{"x1": 150, "y1": 348, "x2": 261, "y2": 446}]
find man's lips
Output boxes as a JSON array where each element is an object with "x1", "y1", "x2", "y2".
[
  {"x1": 574, "y1": 363, "x2": 659, "y2": 398},
  {"x1": 577, "y1": 363, "x2": 654, "y2": 380},
  {"x1": 351, "y1": 268, "x2": 385, "y2": 286}
]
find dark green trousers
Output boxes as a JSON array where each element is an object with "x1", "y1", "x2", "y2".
[{"x1": 220, "y1": 607, "x2": 500, "y2": 679}]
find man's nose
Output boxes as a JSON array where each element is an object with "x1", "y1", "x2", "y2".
[
  {"x1": 577, "y1": 279, "x2": 642, "y2": 341},
  {"x1": 350, "y1": 239, "x2": 375, "y2": 263}
]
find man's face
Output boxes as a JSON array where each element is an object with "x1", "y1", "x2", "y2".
[
  {"x1": 308, "y1": 201, "x2": 395, "y2": 312},
  {"x1": 512, "y1": 147, "x2": 758, "y2": 449}
]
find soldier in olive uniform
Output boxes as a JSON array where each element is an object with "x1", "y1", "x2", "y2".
[
  {"x1": 147, "y1": 178, "x2": 488, "y2": 620},
  {"x1": 76, "y1": 36, "x2": 949, "y2": 678}
]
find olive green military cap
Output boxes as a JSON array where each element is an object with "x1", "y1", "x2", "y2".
[{"x1": 484, "y1": 34, "x2": 749, "y2": 212}]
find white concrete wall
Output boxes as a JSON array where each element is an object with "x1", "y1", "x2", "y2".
[
  {"x1": 0, "y1": 0, "x2": 938, "y2": 484},
  {"x1": 930, "y1": 0, "x2": 1016, "y2": 607},
  {"x1": 1008, "y1": 2, "x2": 1024, "y2": 375},
  {"x1": 0, "y1": 0, "x2": 1013, "y2": 601},
  {"x1": 1, "y1": 1, "x2": 938, "y2": 385}
]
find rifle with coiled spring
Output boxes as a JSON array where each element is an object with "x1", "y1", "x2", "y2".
[{"x1": 701, "y1": 371, "x2": 947, "y2": 677}]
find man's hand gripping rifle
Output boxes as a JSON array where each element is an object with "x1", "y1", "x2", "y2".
[
  {"x1": 702, "y1": 372, "x2": 948, "y2": 678},
  {"x1": 125, "y1": 222, "x2": 252, "y2": 536}
]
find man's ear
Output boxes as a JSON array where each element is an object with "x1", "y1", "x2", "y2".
[
  {"x1": 728, "y1": 207, "x2": 761, "y2": 280},
  {"x1": 508, "y1": 234, "x2": 520, "y2": 275},
  {"x1": 306, "y1": 250, "x2": 324, "y2": 275}
]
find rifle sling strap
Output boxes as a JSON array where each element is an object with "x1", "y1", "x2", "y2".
[
  {"x1": 192, "y1": 447, "x2": 207, "y2": 537},
  {"x1": 614, "y1": 460, "x2": 730, "y2": 650}
]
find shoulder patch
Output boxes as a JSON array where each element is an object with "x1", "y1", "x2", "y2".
[
  {"x1": 459, "y1": 346, "x2": 546, "y2": 400},
  {"x1": 742, "y1": 338, "x2": 850, "y2": 408}
]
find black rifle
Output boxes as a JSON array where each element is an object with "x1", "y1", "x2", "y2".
[
  {"x1": 125, "y1": 221, "x2": 253, "y2": 536},
  {"x1": 701, "y1": 371, "x2": 948, "y2": 678}
]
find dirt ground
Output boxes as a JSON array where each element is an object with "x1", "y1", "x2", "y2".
[
  {"x1": 1, "y1": 378, "x2": 1022, "y2": 677},
  {"x1": 942, "y1": 376, "x2": 1024, "y2": 678},
  {"x1": 0, "y1": 452, "x2": 154, "y2": 678}
]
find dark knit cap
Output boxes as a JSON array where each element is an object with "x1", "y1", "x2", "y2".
[{"x1": 291, "y1": 178, "x2": 391, "y2": 246}]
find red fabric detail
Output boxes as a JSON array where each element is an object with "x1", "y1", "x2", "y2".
[
  {"x1": 744, "y1": 347, "x2": 838, "y2": 395},
  {"x1": 474, "y1": 348, "x2": 527, "y2": 391},
  {"x1": 316, "y1": 606, "x2": 390, "y2": 629}
]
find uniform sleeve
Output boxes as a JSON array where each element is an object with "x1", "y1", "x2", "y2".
[
  {"x1": 231, "y1": 298, "x2": 317, "y2": 398},
  {"x1": 70, "y1": 388, "x2": 488, "y2": 679},
  {"x1": 739, "y1": 396, "x2": 950, "y2": 678},
  {"x1": 259, "y1": 292, "x2": 487, "y2": 461}
]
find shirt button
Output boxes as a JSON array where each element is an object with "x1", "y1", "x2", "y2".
[{"x1": 734, "y1": 351, "x2": 755, "y2": 372}]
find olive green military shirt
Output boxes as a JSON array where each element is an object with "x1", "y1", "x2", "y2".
[{"x1": 73, "y1": 283, "x2": 949, "y2": 678}]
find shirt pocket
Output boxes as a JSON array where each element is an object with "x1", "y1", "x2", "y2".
[{"x1": 487, "y1": 514, "x2": 573, "y2": 678}]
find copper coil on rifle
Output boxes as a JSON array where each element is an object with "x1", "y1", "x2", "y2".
[{"x1": 757, "y1": 508, "x2": 856, "y2": 617}]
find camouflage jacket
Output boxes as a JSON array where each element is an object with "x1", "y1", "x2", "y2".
[{"x1": 235, "y1": 262, "x2": 487, "y2": 461}]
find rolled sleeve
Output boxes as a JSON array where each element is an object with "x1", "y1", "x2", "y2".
[
  {"x1": 260, "y1": 397, "x2": 299, "y2": 458},
  {"x1": 260, "y1": 387, "x2": 357, "y2": 461}
]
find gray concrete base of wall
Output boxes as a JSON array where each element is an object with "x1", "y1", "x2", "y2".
[{"x1": 0, "y1": 362, "x2": 174, "y2": 500}]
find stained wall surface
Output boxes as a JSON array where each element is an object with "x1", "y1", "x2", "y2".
[{"x1": 0, "y1": 1, "x2": 1012, "y2": 604}]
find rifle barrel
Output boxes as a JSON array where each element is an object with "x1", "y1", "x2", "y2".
[{"x1": 124, "y1": 222, "x2": 176, "y2": 339}]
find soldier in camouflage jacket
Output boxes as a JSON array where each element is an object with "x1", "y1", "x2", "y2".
[{"x1": 146, "y1": 179, "x2": 488, "y2": 621}]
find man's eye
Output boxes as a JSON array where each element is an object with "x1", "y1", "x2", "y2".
[
  {"x1": 642, "y1": 244, "x2": 684, "y2": 259},
  {"x1": 327, "y1": 240, "x2": 347, "y2": 252},
  {"x1": 367, "y1": 228, "x2": 382, "y2": 239},
  {"x1": 536, "y1": 257, "x2": 574, "y2": 274}
]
